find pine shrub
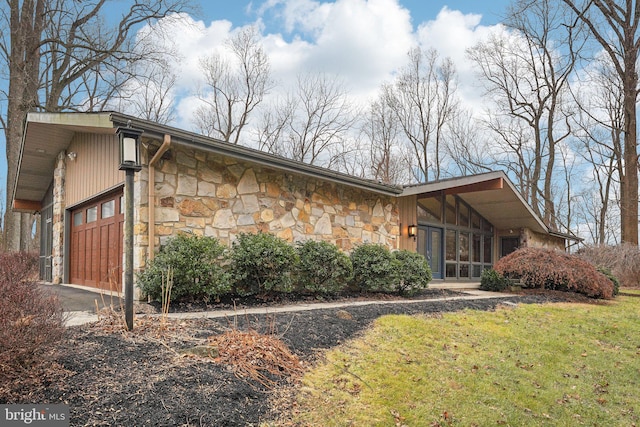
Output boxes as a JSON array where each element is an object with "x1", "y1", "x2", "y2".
[
  {"x1": 230, "y1": 232, "x2": 297, "y2": 296},
  {"x1": 392, "y1": 250, "x2": 432, "y2": 296},
  {"x1": 295, "y1": 240, "x2": 352, "y2": 295},
  {"x1": 494, "y1": 247, "x2": 614, "y2": 299},
  {"x1": 0, "y1": 252, "x2": 65, "y2": 383},
  {"x1": 137, "y1": 233, "x2": 230, "y2": 302}
]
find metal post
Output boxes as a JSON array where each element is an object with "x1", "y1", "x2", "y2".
[{"x1": 124, "y1": 168, "x2": 134, "y2": 330}]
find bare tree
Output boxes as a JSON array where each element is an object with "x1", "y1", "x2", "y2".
[
  {"x1": 258, "y1": 73, "x2": 358, "y2": 167},
  {"x1": 361, "y1": 94, "x2": 407, "y2": 185},
  {"x1": 193, "y1": 25, "x2": 271, "y2": 144},
  {"x1": 0, "y1": 0, "x2": 193, "y2": 251},
  {"x1": 444, "y1": 109, "x2": 494, "y2": 177},
  {"x1": 571, "y1": 56, "x2": 624, "y2": 244},
  {"x1": 383, "y1": 47, "x2": 459, "y2": 182},
  {"x1": 467, "y1": 0, "x2": 580, "y2": 227},
  {"x1": 123, "y1": 59, "x2": 177, "y2": 124},
  {"x1": 561, "y1": 0, "x2": 640, "y2": 245}
]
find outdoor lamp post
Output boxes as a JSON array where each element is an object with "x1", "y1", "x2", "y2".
[{"x1": 117, "y1": 126, "x2": 143, "y2": 331}]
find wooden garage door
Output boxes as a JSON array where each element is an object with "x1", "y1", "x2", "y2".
[{"x1": 70, "y1": 191, "x2": 124, "y2": 291}]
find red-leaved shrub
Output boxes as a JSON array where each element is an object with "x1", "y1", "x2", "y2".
[
  {"x1": 576, "y1": 244, "x2": 640, "y2": 288},
  {"x1": 494, "y1": 247, "x2": 614, "y2": 299},
  {"x1": 0, "y1": 252, "x2": 65, "y2": 384}
]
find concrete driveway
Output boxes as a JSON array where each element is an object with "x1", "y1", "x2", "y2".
[{"x1": 39, "y1": 284, "x2": 123, "y2": 325}]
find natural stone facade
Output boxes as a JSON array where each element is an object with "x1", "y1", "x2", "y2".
[
  {"x1": 139, "y1": 146, "x2": 399, "y2": 262},
  {"x1": 521, "y1": 228, "x2": 565, "y2": 251},
  {"x1": 51, "y1": 151, "x2": 67, "y2": 284}
]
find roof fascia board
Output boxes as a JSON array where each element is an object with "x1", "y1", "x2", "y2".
[
  {"x1": 400, "y1": 171, "x2": 505, "y2": 197},
  {"x1": 109, "y1": 112, "x2": 402, "y2": 196}
]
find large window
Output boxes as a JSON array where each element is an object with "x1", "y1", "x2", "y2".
[{"x1": 418, "y1": 194, "x2": 494, "y2": 280}]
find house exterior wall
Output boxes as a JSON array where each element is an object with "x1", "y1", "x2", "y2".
[
  {"x1": 65, "y1": 133, "x2": 124, "y2": 206},
  {"x1": 138, "y1": 146, "x2": 400, "y2": 267},
  {"x1": 522, "y1": 228, "x2": 565, "y2": 251},
  {"x1": 51, "y1": 151, "x2": 67, "y2": 284}
]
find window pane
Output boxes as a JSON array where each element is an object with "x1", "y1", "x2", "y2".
[
  {"x1": 459, "y1": 232, "x2": 470, "y2": 262},
  {"x1": 120, "y1": 196, "x2": 124, "y2": 214},
  {"x1": 483, "y1": 218, "x2": 493, "y2": 233},
  {"x1": 446, "y1": 263, "x2": 457, "y2": 278},
  {"x1": 86, "y1": 206, "x2": 97, "y2": 223},
  {"x1": 459, "y1": 264, "x2": 469, "y2": 278},
  {"x1": 417, "y1": 196, "x2": 442, "y2": 222},
  {"x1": 471, "y1": 212, "x2": 481, "y2": 230},
  {"x1": 459, "y1": 203, "x2": 469, "y2": 228},
  {"x1": 102, "y1": 200, "x2": 115, "y2": 219},
  {"x1": 73, "y1": 212, "x2": 83, "y2": 226},
  {"x1": 472, "y1": 234, "x2": 481, "y2": 263},
  {"x1": 484, "y1": 236, "x2": 493, "y2": 264},
  {"x1": 445, "y1": 195, "x2": 456, "y2": 225},
  {"x1": 472, "y1": 265, "x2": 483, "y2": 278},
  {"x1": 446, "y1": 230, "x2": 457, "y2": 261}
]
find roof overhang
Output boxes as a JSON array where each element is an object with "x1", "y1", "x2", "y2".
[
  {"x1": 13, "y1": 112, "x2": 402, "y2": 212},
  {"x1": 13, "y1": 112, "x2": 117, "y2": 212},
  {"x1": 401, "y1": 171, "x2": 551, "y2": 235}
]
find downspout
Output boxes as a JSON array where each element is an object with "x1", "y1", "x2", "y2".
[{"x1": 148, "y1": 134, "x2": 172, "y2": 261}]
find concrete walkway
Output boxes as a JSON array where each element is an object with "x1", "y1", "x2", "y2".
[{"x1": 61, "y1": 288, "x2": 515, "y2": 327}]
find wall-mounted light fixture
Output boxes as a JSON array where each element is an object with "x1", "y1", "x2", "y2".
[
  {"x1": 67, "y1": 152, "x2": 77, "y2": 161},
  {"x1": 408, "y1": 224, "x2": 417, "y2": 240}
]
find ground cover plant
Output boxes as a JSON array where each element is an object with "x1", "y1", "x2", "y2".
[
  {"x1": 495, "y1": 247, "x2": 615, "y2": 299},
  {"x1": 284, "y1": 296, "x2": 640, "y2": 426}
]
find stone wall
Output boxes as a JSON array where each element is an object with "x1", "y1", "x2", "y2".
[
  {"x1": 51, "y1": 151, "x2": 67, "y2": 284},
  {"x1": 521, "y1": 228, "x2": 565, "y2": 251},
  {"x1": 141, "y1": 146, "x2": 399, "y2": 261}
]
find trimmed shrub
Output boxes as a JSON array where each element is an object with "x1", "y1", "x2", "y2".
[
  {"x1": 479, "y1": 268, "x2": 510, "y2": 292},
  {"x1": 137, "y1": 233, "x2": 230, "y2": 302},
  {"x1": 0, "y1": 252, "x2": 65, "y2": 383},
  {"x1": 597, "y1": 266, "x2": 620, "y2": 296},
  {"x1": 295, "y1": 240, "x2": 352, "y2": 295},
  {"x1": 494, "y1": 247, "x2": 614, "y2": 299},
  {"x1": 230, "y1": 232, "x2": 297, "y2": 296},
  {"x1": 576, "y1": 244, "x2": 640, "y2": 287},
  {"x1": 391, "y1": 250, "x2": 432, "y2": 296},
  {"x1": 350, "y1": 243, "x2": 396, "y2": 292}
]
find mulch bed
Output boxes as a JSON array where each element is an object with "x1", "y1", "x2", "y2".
[{"x1": 2, "y1": 289, "x2": 601, "y2": 426}]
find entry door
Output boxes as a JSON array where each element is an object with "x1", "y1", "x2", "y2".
[{"x1": 422, "y1": 226, "x2": 443, "y2": 279}]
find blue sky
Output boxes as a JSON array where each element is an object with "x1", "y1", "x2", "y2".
[{"x1": 2, "y1": 0, "x2": 514, "y2": 204}]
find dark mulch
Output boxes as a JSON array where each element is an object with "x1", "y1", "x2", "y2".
[{"x1": 2, "y1": 289, "x2": 599, "y2": 426}]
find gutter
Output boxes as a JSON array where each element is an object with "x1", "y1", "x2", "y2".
[
  {"x1": 109, "y1": 112, "x2": 402, "y2": 197},
  {"x1": 147, "y1": 134, "x2": 172, "y2": 260}
]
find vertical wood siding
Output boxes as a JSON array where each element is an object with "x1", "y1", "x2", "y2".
[
  {"x1": 65, "y1": 133, "x2": 124, "y2": 206},
  {"x1": 398, "y1": 195, "x2": 417, "y2": 251}
]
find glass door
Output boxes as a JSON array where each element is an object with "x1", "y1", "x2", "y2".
[{"x1": 419, "y1": 226, "x2": 443, "y2": 279}]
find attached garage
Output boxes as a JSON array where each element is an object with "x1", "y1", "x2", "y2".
[{"x1": 69, "y1": 191, "x2": 124, "y2": 291}]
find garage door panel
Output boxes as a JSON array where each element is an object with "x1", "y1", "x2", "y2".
[{"x1": 70, "y1": 191, "x2": 123, "y2": 291}]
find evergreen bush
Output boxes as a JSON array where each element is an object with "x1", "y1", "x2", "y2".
[
  {"x1": 350, "y1": 243, "x2": 396, "y2": 292},
  {"x1": 391, "y1": 250, "x2": 432, "y2": 296},
  {"x1": 229, "y1": 232, "x2": 297, "y2": 296},
  {"x1": 295, "y1": 240, "x2": 352, "y2": 295},
  {"x1": 137, "y1": 233, "x2": 230, "y2": 302}
]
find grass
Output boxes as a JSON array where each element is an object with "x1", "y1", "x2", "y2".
[{"x1": 283, "y1": 297, "x2": 640, "y2": 426}]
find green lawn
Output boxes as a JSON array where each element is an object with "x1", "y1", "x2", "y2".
[{"x1": 280, "y1": 297, "x2": 640, "y2": 426}]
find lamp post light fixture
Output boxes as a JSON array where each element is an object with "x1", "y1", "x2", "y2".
[{"x1": 117, "y1": 126, "x2": 143, "y2": 331}]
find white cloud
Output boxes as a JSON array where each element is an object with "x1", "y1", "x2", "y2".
[{"x1": 140, "y1": 2, "x2": 505, "y2": 130}]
